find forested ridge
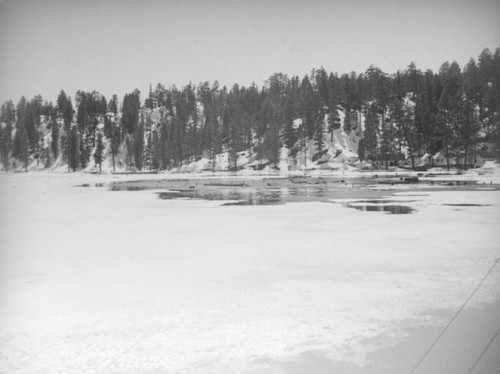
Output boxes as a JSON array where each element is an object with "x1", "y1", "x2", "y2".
[{"x1": 1, "y1": 48, "x2": 499, "y2": 172}]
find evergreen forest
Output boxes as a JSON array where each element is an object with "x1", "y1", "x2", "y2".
[{"x1": 1, "y1": 48, "x2": 499, "y2": 172}]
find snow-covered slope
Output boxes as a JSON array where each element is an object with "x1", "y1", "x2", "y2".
[
  {"x1": 169, "y1": 112, "x2": 362, "y2": 173},
  {"x1": 6, "y1": 108, "x2": 363, "y2": 174}
]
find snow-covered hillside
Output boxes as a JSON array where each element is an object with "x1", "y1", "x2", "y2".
[
  {"x1": 156, "y1": 109, "x2": 363, "y2": 174},
  {"x1": 5, "y1": 108, "x2": 364, "y2": 174}
]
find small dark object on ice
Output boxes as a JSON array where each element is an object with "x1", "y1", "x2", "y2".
[{"x1": 404, "y1": 176, "x2": 419, "y2": 183}]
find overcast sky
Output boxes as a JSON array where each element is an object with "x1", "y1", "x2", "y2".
[{"x1": 0, "y1": 0, "x2": 499, "y2": 105}]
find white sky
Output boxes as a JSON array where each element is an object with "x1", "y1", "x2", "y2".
[{"x1": 0, "y1": 0, "x2": 499, "y2": 105}]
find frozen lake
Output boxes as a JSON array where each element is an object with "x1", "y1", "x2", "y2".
[{"x1": 1, "y1": 172, "x2": 499, "y2": 373}]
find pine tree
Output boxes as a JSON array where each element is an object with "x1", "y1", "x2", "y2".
[
  {"x1": 183, "y1": 83, "x2": 201, "y2": 159},
  {"x1": 460, "y1": 58, "x2": 482, "y2": 167},
  {"x1": 110, "y1": 125, "x2": 121, "y2": 173},
  {"x1": 313, "y1": 110, "x2": 325, "y2": 152},
  {"x1": 315, "y1": 67, "x2": 329, "y2": 108},
  {"x1": 389, "y1": 97, "x2": 418, "y2": 169},
  {"x1": 79, "y1": 131, "x2": 91, "y2": 169},
  {"x1": 56, "y1": 91, "x2": 74, "y2": 171},
  {"x1": 108, "y1": 95, "x2": 118, "y2": 115},
  {"x1": 262, "y1": 120, "x2": 280, "y2": 166},
  {"x1": 493, "y1": 48, "x2": 500, "y2": 159},
  {"x1": 57, "y1": 90, "x2": 73, "y2": 128},
  {"x1": 0, "y1": 101, "x2": 15, "y2": 170},
  {"x1": 104, "y1": 110, "x2": 121, "y2": 173},
  {"x1": 357, "y1": 138, "x2": 366, "y2": 161},
  {"x1": 50, "y1": 116, "x2": 59, "y2": 160},
  {"x1": 437, "y1": 61, "x2": 462, "y2": 169},
  {"x1": 68, "y1": 125, "x2": 80, "y2": 172},
  {"x1": 94, "y1": 131, "x2": 104, "y2": 172},
  {"x1": 0, "y1": 123, "x2": 12, "y2": 171},
  {"x1": 327, "y1": 73, "x2": 341, "y2": 141},
  {"x1": 13, "y1": 120, "x2": 29, "y2": 170},
  {"x1": 282, "y1": 76, "x2": 299, "y2": 154},
  {"x1": 143, "y1": 111, "x2": 153, "y2": 171},
  {"x1": 30, "y1": 96, "x2": 43, "y2": 156},
  {"x1": 134, "y1": 116, "x2": 144, "y2": 170},
  {"x1": 363, "y1": 102, "x2": 379, "y2": 162},
  {"x1": 122, "y1": 90, "x2": 140, "y2": 134},
  {"x1": 202, "y1": 104, "x2": 218, "y2": 162},
  {"x1": 12, "y1": 97, "x2": 29, "y2": 170},
  {"x1": 24, "y1": 99, "x2": 39, "y2": 160},
  {"x1": 299, "y1": 75, "x2": 316, "y2": 138},
  {"x1": 151, "y1": 128, "x2": 160, "y2": 171},
  {"x1": 340, "y1": 72, "x2": 363, "y2": 133},
  {"x1": 159, "y1": 120, "x2": 170, "y2": 170},
  {"x1": 0, "y1": 100, "x2": 16, "y2": 124}
]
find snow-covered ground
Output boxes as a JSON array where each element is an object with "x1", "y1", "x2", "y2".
[{"x1": 0, "y1": 172, "x2": 499, "y2": 373}]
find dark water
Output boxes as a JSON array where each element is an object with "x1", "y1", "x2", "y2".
[
  {"x1": 77, "y1": 183, "x2": 105, "y2": 188},
  {"x1": 110, "y1": 185, "x2": 147, "y2": 191},
  {"x1": 104, "y1": 176, "x2": 495, "y2": 212},
  {"x1": 340, "y1": 199, "x2": 417, "y2": 214},
  {"x1": 344, "y1": 203, "x2": 415, "y2": 214},
  {"x1": 155, "y1": 187, "x2": 416, "y2": 213},
  {"x1": 110, "y1": 177, "x2": 385, "y2": 206},
  {"x1": 158, "y1": 188, "x2": 293, "y2": 205}
]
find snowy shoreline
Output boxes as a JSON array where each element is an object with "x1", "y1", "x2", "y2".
[{"x1": 3, "y1": 162, "x2": 500, "y2": 186}]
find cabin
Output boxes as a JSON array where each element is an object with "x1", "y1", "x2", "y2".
[
  {"x1": 432, "y1": 151, "x2": 484, "y2": 168},
  {"x1": 398, "y1": 153, "x2": 431, "y2": 169},
  {"x1": 432, "y1": 151, "x2": 456, "y2": 167},
  {"x1": 456, "y1": 152, "x2": 484, "y2": 168},
  {"x1": 417, "y1": 153, "x2": 431, "y2": 167}
]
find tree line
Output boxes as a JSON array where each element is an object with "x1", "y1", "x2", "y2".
[{"x1": 1, "y1": 48, "x2": 499, "y2": 172}]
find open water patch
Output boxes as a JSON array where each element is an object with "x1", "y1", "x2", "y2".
[
  {"x1": 222, "y1": 199, "x2": 284, "y2": 206},
  {"x1": 155, "y1": 185, "x2": 392, "y2": 206},
  {"x1": 110, "y1": 185, "x2": 147, "y2": 191},
  {"x1": 343, "y1": 199, "x2": 416, "y2": 214},
  {"x1": 109, "y1": 177, "x2": 487, "y2": 208},
  {"x1": 157, "y1": 189, "x2": 286, "y2": 206}
]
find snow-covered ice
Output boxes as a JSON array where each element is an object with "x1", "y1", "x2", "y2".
[{"x1": 0, "y1": 172, "x2": 499, "y2": 373}]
